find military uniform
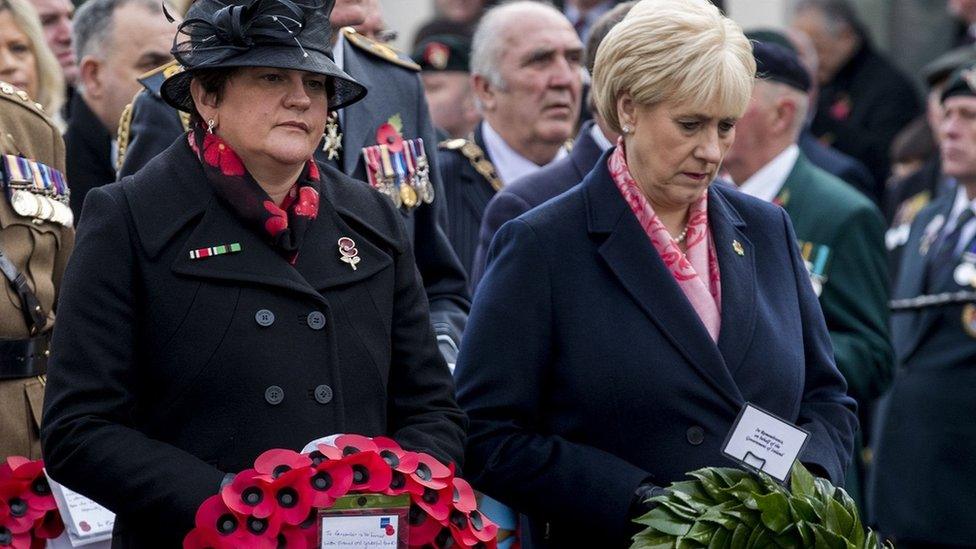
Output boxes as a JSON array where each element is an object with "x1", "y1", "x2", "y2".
[
  {"x1": 437, "y1": 123, "x2": 571, "y2": 279},
  {"x1": 117, "y1": 61, "x2": 188, "y2": 179},
  {"x1": 117, "y1": 30, "x2": 471, "y2": 361},
  {"x1": 771, "y1": 153, "x2": 893, "y2": 509},
  {"x1": 0, "y1": 82, "x2": 75, "y2": 459}
]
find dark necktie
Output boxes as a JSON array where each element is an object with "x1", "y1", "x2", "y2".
[{"x1": 925, "y1": 208, "x2": 975, "y2": 292}]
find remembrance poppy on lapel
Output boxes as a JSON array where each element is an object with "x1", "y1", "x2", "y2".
[
  {"x1": 202, "y1": 133, "x2": 246, "y2": 176},
  {"x1": 375, "y1": 122, "x2": 404, "y2": 153}
]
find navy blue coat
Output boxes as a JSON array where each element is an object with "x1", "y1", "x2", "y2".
[
  {"x1": 869, "y1": 192, "x2": 976, "y2": 545},
  {"x1": 454, "y1": 153, "x2": 857, "y2": 547},
  {"x1": 469, "y1": 121, "x2": 604, "y2": 288}
]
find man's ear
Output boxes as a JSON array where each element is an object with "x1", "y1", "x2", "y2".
[
  {"x1": 471, "y1": 73, "x2": 495, "y2": 112},
  {"x1": 78, "y1": 56, "x2": 102, "y2": 99},
  {"x1": 774, "y1": 97, "x2": 799, "y2": 136},
  {"x1": 189, "y1": 77, "x2": 220, "y2": 121}
]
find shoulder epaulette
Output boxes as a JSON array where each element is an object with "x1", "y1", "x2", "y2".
[
  {"x1": 0, "y1": 81, "x2": 52, "y2": 123},
  {"x1": 440, "y1": 137, "x2": 502, "y2": 192},
  {"x1": 342, "y1": 27, "x2": 420, "y2": 72},
  {"x1": 137, "y1": 60, "x2": 183, "y2": 98},
  {"x1": 117, "y1": 99, "x2": 134, "y2": 171}
]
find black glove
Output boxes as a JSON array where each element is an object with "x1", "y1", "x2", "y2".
[{"x1": 630, "y1": 482, "x2": 668, "y2": 518}]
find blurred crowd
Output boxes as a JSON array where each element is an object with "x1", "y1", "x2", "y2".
[{"x1": 2, "y1": 0, "x2": 976, "y2": 546}]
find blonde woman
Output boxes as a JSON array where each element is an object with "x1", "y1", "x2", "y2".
[
  {"x1": 453, "y1": 0, "x2": 857, "y2": 546},
  {"x1": 0, "y1": 0, "x2": 64, "y2": 125}
]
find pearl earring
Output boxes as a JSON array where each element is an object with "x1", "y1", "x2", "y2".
[{"x1": 622, "y1": 124, "x2": 632, "y2": 134}]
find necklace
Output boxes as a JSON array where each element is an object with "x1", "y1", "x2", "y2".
[{"x1": 672, "y1": 225, "x2": 689, "y2": 244}]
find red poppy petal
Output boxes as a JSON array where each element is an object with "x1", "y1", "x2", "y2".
[
  {"x1": 222, "y1": 470, "x2": 275, "y2": 518},
  {"x1": 254, "y1": 449, "x2": 311, "y2": 478},
  {"x1": 451, "y1": 477, "x2": 477, "y2": 513},
  {"x1": 345, "y1": 451, "x2": 393, "y2": 493},
  {"x1": 335, "y1": 434, "x2": 379, "y2": 455},
  {"x1": 33, "y1": 509, "x2": 65, "y2": 539}
]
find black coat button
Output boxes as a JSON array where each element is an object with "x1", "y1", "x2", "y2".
[
  {"x1": 307, "y1": 311, "x2": 326, "y2": 330},
  {"x1": 314, "y1": 384, "x2": 333, "y2": 404},
  {"x1": 686, "y1": 426, "x2": 705, "y2": 446},
  {"x1": 255, "y1": 309, "x2": 275, "y2": 327},
  {"x1": 264, "y1": 385, "x2": 284, "y2": 405}
]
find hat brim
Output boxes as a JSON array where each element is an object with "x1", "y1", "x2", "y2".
[{"x1": 161, "y1": 45, "x2": 367, "y2": 113}]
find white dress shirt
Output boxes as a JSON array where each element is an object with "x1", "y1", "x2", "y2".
[
  {"x1": 736, "y1": 144, "x2": 800, "y2": 203},
  {"x1": 481, "y1": 121, "x2": 567, "y2": 185},
  {"x1": 943, "y1": 185, "x2": 976, "y2": 256}
]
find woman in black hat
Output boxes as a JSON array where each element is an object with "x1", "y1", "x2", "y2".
[{"x1": 40, "y1": 0, "x2": 466, "y2": 545}]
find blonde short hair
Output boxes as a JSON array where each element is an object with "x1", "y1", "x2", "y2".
[
  {"x1": 0, "y1": 0, "x2": 65, "y2": 118},
  {"x1": 592, "y1": 0, "x2": 755, "y2": 133}
]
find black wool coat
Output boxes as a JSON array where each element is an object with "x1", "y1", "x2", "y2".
[{"x1": 41, "y1": 140, "x2": 466, "y2": 547}]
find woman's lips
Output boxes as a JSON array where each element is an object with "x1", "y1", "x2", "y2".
[{"x1": 279, "y1": 121, "x2": 309, "y2": 132}]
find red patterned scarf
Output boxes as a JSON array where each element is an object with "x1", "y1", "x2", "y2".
[
  {"x1": 188, "y1": 124, "x2": 321, "y2": 264},
  {"x1": 608, "y1": 139, "x2": 722, "y2": 340}
]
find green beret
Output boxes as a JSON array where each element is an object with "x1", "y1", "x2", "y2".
[{"x1": 411, "y1": 35, "x2": 471, "y2": 73}]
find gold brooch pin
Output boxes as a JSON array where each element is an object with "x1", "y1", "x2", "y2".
[{"x1": 733, "y1": 240, "x2": 744, "y2": 256}]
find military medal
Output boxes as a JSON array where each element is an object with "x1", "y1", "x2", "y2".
[
  {"x1": 954, "y1": 262, "x2": 976, "y2": 287},
  {"x1": 10, "y1": 190, "x2": 39, "y2": 218},
  {"x1": 189, "y1": 242, "x2": 242, "y2": 260},
  {"x1": 361, "y1": 114, "x2": 434, "y2": 212},
  {"x1": 338, "y1": 237, "x2": 360, "y2": 270},
  {"x1": 800, "y1": 241, "x2": 831, "y2": 297},
  {"x1": 920, "y1": 214, "x2": 945, "y2": 255},
  {"x1": 322, "y1": 112, "x2": 342, "y2": 160},
  {"x1": 962, "y1": 304, "x2": 976, "y2": 338},
  {"x1": 2, "y1": 154, "x2": 72, "y2": 227},
  {"x1": 732, "y1": 240, "x2": 744, "y2": 256}
]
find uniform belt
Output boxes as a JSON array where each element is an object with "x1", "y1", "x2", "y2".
[
  {"x1": 0, "y1": 336, "x2": 48, "y2": 379},
  {"x1": 0, "y1": 244, "x2": 47, "y2": 334}
]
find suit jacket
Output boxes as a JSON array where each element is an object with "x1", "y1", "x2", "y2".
[
  {"x1": 454, "y1": 153, "x2": 857, "y2": 548},
  {"x1": 869, "y1": 192, "x2": 976, "y2": 544},
  {"x1": 117, "y1": 65, "x2": 186, "y2": 179},
  {"x1": 780, "y1": 154, "x2": 892, "y2": 407},
  {"x1": 64, "y1": 93, "x2": 116, "y2": 222},
  {"x1": 811, "y1": 42, "x2": 921, "y2": 196},
  {"x1": 882, "y1": 157, "x2": 948, "y2": 283},
  {"x1": 437, "y1": 123, "x2": 495, "y2": 278},
  {"x1": 112, "y1": 33, "x2": 471, "y2": 355},
  {"x1": 40, "y1": 140, "x2": 466, "y2": 547},
  {"x1": 798, "y1": 129, "x2": 876, "y2": 202},
  {"x1": 469, "y1": 121, "x2": 604, "y2": 288}
]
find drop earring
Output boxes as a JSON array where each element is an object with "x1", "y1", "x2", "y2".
[{"x1": 207, "y1": 118, "x2": 216, "y2": 134}]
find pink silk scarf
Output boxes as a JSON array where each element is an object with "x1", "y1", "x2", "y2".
[{"x1": 608, "y1": 140, "x2": 722, "y2": 341}]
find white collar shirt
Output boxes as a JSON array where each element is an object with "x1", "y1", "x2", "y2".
[
  {"x1": 943, "y1": 185, "x2": 976, "y2": 256},
  {"x1": 736, "y1": 145, "x2": 800, "y2": 203},
  {"x1": 481, "y1": 121, "x2": 567, "y2": 185}
]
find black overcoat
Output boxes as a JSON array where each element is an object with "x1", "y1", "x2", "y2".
[{"x1": 41, "y1": 140, "x2": 466, "y2": 546}]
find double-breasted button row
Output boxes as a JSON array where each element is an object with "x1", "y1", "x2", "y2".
[
  {"x1": 263, "y1": 384, "x2": 334, "y2": 405},
  {"x1": 253, "y1": 309, "x2": 326, "y2": 330}
]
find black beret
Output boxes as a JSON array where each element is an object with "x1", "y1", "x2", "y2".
[
  {"x1": 745, "y1": 29, "x2": 796, "y2": 54},
  {"x1": 752, "y1": 40, "x2": 811, "y2": 93},
  {"x1": 941, "y1": 63, "x2": 976, "y2": 103},
  {"x1": 411, "y1": 35, "x2": 471, "y2": 73}
]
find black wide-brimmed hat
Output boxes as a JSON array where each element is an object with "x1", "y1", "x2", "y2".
[{"x1": 161, "y1": 0, "x2": 367, "y2": 113}]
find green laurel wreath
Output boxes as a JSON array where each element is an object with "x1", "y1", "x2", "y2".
[{"x1": 631, "y1": 462, "x2": 891, "y2": 549}]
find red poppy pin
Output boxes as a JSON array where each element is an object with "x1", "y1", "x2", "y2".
[{"x1": 829, "y1": 95, "x2": 851, "y2": 121}]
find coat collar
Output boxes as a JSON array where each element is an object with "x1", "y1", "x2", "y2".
[
  {"x1": 569, "y1": 121, "x2": 604, "y2": 182},
  {"x1": 582, "y1": 153, "x2": 747, "y2": 407},
  {"x1": 122, "y1": 140, "x2": 395, "y2": 304}
]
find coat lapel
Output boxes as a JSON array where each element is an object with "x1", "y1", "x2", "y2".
[
  {"x1": 339, "y1": 39, "x2": 380, "y2": 177},
  {"x1": 584, "y1": 159, "x2": 742, "y2": 406},
  {"x1": 459, "y1": 124, "x2": 498, "y2": 217},
  {"x1": 569, "y1": 121, "x2": 605, "y2": 182},
  {"x1": 709, "y1": 187, "x2": 758, "y2": 377},
  {"x1": 894, "y1": 195, "x2": 960, "y2": 361}
]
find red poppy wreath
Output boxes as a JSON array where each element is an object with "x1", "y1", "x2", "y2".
[
  {"x1": 0, "y1": 457, "x2": 65, "y2": 548},
  {"x1": 183, "y1": 435, "x2": 498, "y2": 548}
]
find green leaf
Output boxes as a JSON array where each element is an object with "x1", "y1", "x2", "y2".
[
  {"x1": 683, "y1": 520, "x2": 720, "y2": 545},
  {"x1": 823, "y1": 498, "x2": 855, "y2": 536},
  {"x1": 755, "y1": 491, "x2": 793, "y2": 533},
  {"x1": 640, "y1": 508, "x2": 693, "y2": 536},
  {"x1": 631, "y1": 531, "x2": 678, "y2": 549},
  {"x1": 707, "y1": 527, "x2": 732, "y2": 549},
  {"x1": 790, "y1": 462, "x2": 816, "y2": 498},
  {"x1": 790, "y1": 496, "x2": 821, "y2": 523},
  {"x1": 659, "y1": 499, "x2": 703, "y2": 522},
  {"x1": 811, "y1": 524, "x2": 851, "y2": 549},
  {"x1": 730, "y1": 523, "x2": 752, "y2": 549},
  {"x1": 713, "y1": 467, "x2": 747, "y2": 489}
]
